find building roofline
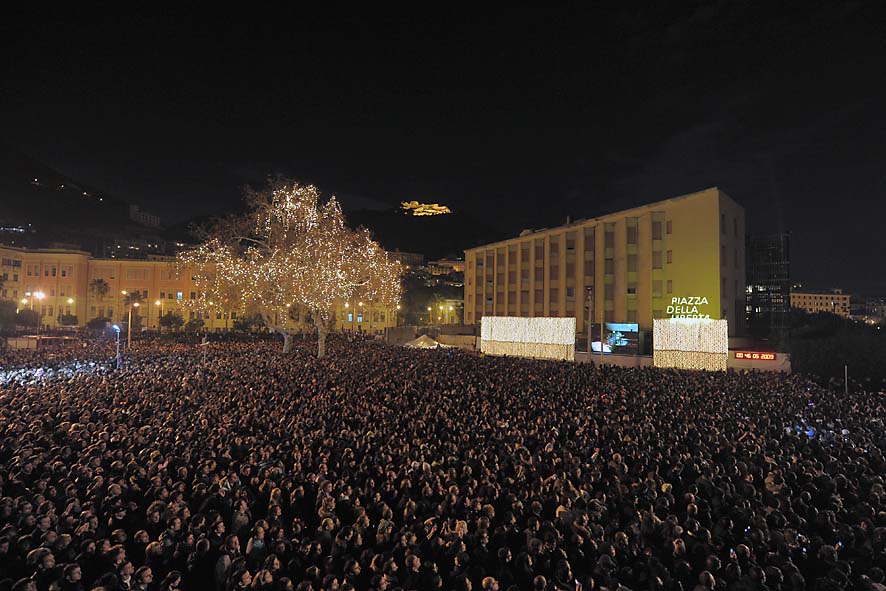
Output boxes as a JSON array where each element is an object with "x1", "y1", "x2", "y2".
[
  {"x1": 465, "y1": 186, "x2": 736, "y2": 253},
  {"x1": 0, "y1": 243, "x2": 92, "y2": 256}
]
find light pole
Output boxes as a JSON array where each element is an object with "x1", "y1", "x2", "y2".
[
  {"x1": 345, "y1": 301, "x2": 352, "y2": 333},
  {"x1": 358, "y1": 301, "x2": 364, "y2": 335},
  {"x1": 62, "y1": 298, "x2": 74, "y2": 328},
  {"x1": 585, "y1": 286, "x2": 593, "y2": 362},
  {"x1": 127, "y1": 302, "x2": 140, "y2": 349},
  {"x1": 155, "y1": 300, "x2": 162, "y2": 330},
  {"x1": 33, "y1": 291, "x2": 45, "y2": 335},
  {"x1": 396, "y1": 304, "x2": 401, "y2": 327},
  {"x1": 113, "y1": 324, "x2": 122, "y2": 368}
]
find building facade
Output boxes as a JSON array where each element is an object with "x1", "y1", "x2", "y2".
[
  {"x1": 746, "y1": 233, "x2": 791, "y2": 337},
  {"x1": 1, "y1": 244, "x2": 397, "y2": 333},
  {"x1": 464, "y1": 187, "x2": 746, "y2": 339},
  {"x1": 790, "y1": 288, "x2": 851, "y2": 317}
]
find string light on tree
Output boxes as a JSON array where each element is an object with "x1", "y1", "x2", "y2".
[{"x1": 177, "y1": 178, "x2": 402, "y2": 357}]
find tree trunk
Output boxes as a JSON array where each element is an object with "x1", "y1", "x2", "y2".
[
  {"x1": 317, "y1": 327, "x2": 328, "y2": 359},
  {"x1": 282, "y1": 331, "x2": 293, "y2": 354}
]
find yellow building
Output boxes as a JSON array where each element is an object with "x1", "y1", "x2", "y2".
[
  {"x1": 334, "y1": 299, "x2": 398, "y2": 335},
  {"x1": 1, "y1": 244, "x2": 398, "y2": 333},
  {"x1": 790, "y1": 288, "x2": 850, "y2": 317},
  {"x1": 464, "y1": 187, "x2": 746, "y2": 338}
]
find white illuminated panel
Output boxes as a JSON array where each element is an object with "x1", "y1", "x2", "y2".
[
  {"x1": 480, "y1": 316, "x2": 576, "y2": 361},
  {"x1": 653, "y1": 318, "x2": 728, "y2": 371}
]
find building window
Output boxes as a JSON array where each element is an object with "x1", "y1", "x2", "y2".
[
  {"x1": 604, "y1": 259, "x2": 614, "y2": 274},
  {"x1": 652, "y1": 252, "x2": 662, "y2": 269},
  {"x1": 566, "y1": 287, "x2": 575, "y2": 299},
  {"x1": 627, "y1": 285, "x2": 637, "y2": 296},
  {"x1": 653, "y1": 280, "x2": 663, "y2": 297},
  {"x1": 357, "y1": 313, "x2": 363, "y2": 323},
  {"x1": 666, "y1": 220, "x2": 672, "y2": 234},
  {"x1": 627, "y1": 255, "x2": 638, "y2": 273},
  {"x1": 190, "y1": 292, "x2": 196, "y2": 300},
  {"x1": 604, "y1": 228, "x2": 615, "y2": 248},
  {"x1": 626, "y1": 225, "x2": 638, "y2": 244},
  {"x1": 667, "y1": 280, "x2": 673, "y2": 294},
  {"x1": 666, "y1": 250, "x2": 673, "y2": 264},
  {"x1": 176, "y1": 292, "x2": 183, "y2": 301},
  {"x1": 652, "y1": 222, "x2": 662, "y2": 240},
  {"x1": 627, "y1": 310, "x2": 638, "y2": 322}
]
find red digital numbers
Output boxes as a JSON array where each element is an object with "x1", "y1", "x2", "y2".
[{"x1": 734, "y1": 351, "x2": 776, "y2": 360}]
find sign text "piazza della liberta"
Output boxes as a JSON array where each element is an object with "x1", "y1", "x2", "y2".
[{"x1": 666, "y1": 296, "x2": 711, "y2": 319}]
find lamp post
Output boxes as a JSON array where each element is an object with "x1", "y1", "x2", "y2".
[
  {"x1": 33, "y1": 291, "x2": 45, "y2": 335},
  {"x1": 396, "y1": 304, "x2": 401, "y2": 327},
  {"x1": 345, "y1": 301, "x2": 352, "y2": 333},
  {"x1": 585, "y1": 286, "x2": 593, "y2": 362},
  {"x1": 427, "y1": 306, "x2": 432, "y2": 326},
  {"x1": 112, "y1": 324, "x2": 122, "y2": 369},
  {"x1": 155, "y1": 300, "x2": 162, "y2": 330},
  {"x1": 127, "y1": 302, "x2": 140, "y2": 350}
]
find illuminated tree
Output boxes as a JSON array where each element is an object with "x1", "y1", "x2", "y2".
[{"x1": 178, "y1": 178, "x2": 402, "y2": 357}]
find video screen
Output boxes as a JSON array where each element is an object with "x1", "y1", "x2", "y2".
[{"x1": 594, "y1": 322, "x2": 639, "y2": 355}]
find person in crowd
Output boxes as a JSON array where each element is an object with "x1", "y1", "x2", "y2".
[{"x1": 1, "y1": 333, "x2": 885, "y2": 590}]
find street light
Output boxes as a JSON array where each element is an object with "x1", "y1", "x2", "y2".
[
  {"x1": 33, "y1": 291, "x2": 45, "y2": 335},
  {"x1": 155, "y1": 300, "x2": 162, "y2": 329},
  {"x1": 112, "y1": 324, "x2": 122, "y2": 368},
  {"x1": 127, "y1": 302, "x2": 140, "y2": 350}
]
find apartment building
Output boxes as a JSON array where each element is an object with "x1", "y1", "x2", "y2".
[
  {"x1": 1, "y1": 244, "x2": 397, "y2": 333},
  {"x1": 464, "y1": 187, "x2": 746, "y2": 339}
]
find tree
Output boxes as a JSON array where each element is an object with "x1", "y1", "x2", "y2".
[
  {"x1": 121, "y1": 291, "x2": 144, "y2": 328},
  {"x1": 122, "y1": 290, "x2": 144, "y2": 309},
  {"x1": 17, "y1": 309, "x2": 39, "y2": 327},
  {"x1": 59, "y1": 314, "x2": 78, "y2": 326},
  {"x1": 0, "y1": 300, "x2": 16, "y2": 330},
  {"x1": 159, "y1": 312, "x2": 185, "y2": 332},
  {"x1": 184, "y1": 318, "x2": 205, "y2": 332},
  {"x1": 89, "y1": 279, "x2": 110, "y2": 307},
  {"x1": 233, "y1": 313, "x2": 263, "y2": 332},
  {"x1": 178, "y1": 178, "x2": 402, "y2": 357},
  {"x1": 86, "y1": 317, "x2": 110, "y2": 331}
]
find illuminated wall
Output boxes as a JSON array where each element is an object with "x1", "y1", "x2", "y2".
[
  {"x1": 480, "y1": 316, "x2": 576, "y2": 361},
  {"x1": 653, "y1": 318, "x2": 728, "y2": 371}
]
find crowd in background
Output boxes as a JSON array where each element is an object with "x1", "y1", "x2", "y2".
[{"x1": 1, "y1": 335, "x2": 885, "y2": 591}]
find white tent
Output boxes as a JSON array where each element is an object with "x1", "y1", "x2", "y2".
[{"x1": 404, "y1": 334, "x2": 445, "y2": 348}]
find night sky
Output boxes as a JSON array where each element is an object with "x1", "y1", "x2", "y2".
[{"x1": 2, "y1": 5, "x2": 885, "y2": 292}]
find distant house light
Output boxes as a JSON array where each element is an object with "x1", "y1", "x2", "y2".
[{"x1": 401, "y1": 201, "x2": 452, "y2": 216}]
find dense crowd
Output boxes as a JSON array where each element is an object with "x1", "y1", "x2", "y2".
[{"x1": 1, "y1": 335, "x2": 885, "y2": 591}]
